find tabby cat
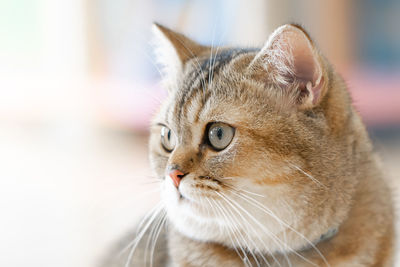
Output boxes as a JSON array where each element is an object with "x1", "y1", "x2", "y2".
[{"x1": 104, "y1": 23, "x2": 395, "y2": 267}]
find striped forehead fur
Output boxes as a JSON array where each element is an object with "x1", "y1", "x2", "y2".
[{"x1": 169, "y1": 48, "x2": 260, "y2": 125}]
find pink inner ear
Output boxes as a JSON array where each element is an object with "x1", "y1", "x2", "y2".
[
  {"x1": 287, "y1": 31, "x2": 320, "y2": 86},
  {"x1": 280, "y1": 28, "x2": 323, "y2": 104},
  {"x1": 251, "y1": 24, "x2": 325, "y2": 107},
  {"x1": 307, "y1": 77, "x2": 324, "y2": 105}
]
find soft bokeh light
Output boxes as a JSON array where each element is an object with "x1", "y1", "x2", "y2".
[{"x1": 0, "y1": 1, "x2": 398, "y2": 266}]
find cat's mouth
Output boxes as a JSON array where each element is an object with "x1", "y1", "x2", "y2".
[
  {"x1": 178, "y1": 192, "x2": 187, "y2": 201},
  {"x1": 178, "y1": 182, "x2": 221, "y2": 203},
  {"x1": 167, "y1": 173, "x2": 225, "y2": 205},
  {"x1": 177, "y1": 188, "x2": 196, "y2": 203}
]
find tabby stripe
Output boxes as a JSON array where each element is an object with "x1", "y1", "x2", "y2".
[{"x1": 176, "y1": 48, "x2": 259, "y2": 124}]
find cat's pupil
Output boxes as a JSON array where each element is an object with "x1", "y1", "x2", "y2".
[
  {"x1": 216, "y1": 128, "x2": 223, "y2": 140},
  {"x1": 167, "y1": 130, "x2": 171, "y2": 141},
  {"x1": 207, "y1": 123, "x2": 234, "y2": 150}
]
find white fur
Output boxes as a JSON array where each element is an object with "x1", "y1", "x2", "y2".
[{"x1": 161, "y1": 169, "x2": 330, "y2": 255}]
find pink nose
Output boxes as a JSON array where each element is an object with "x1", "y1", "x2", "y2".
[{"x1": 169, "y1": 169, "x2": 185, "y2": 188}]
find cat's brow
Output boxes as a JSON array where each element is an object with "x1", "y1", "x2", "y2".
[{"x1": 175, "y1": 48, "x2": 259, "y2": 125}]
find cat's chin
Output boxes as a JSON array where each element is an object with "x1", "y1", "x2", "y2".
[
  {"x1": 165, "y1": 204, "x2": 234, "y2": 245},
  {"x1": 161, "y1": 180, "x2": 229, "y2": 241}
]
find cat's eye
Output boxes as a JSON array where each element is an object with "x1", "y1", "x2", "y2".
[
  {"x1": 160, "y1": 126, "x2": 176, "y2": 152},
  {"x1": 208, "y1": 122, "x2": 235, "y2": 151}
]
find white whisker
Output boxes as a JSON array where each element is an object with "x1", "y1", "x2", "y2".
[
  {"x1": 149, "y1": 212, "x2": 167, "y2": 267},
  {"x1": 222, "y1": 181, "x2": 266, "y2": 198},
  {"x1": 287, "y1": 162, "x2": 328, "y2": 189},
  {"x1": 213, "y1": 198, "x2": 259, "y2": 267},
  {"x1": 217, "y1": 191, "x2": 283, "y2": 267},
  {"x1": 205, "y1": 197, "x2": 249, "y2": 266},
  {"x1": 231, "y1": 190, "x2": 330, "y2": 267},
  {"x1": 144, "y1": 209, "x2": 165, "y2": 265},
  {"x1": 120, "y1": 203, "x2": 164, "y2": 267},
  {"x1": 172, "y1": 36, "x2": 209, "y2": 99},
  {"x1": 216, "y1": 195, "x2": 271, "y2": 267}
]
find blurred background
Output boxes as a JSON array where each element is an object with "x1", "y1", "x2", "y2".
[{"x1": 0, "y1": 0, "x2": 399, "y2": 266}]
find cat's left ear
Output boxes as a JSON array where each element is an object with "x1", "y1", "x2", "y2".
[
  {"x1": 248, "y1": 24, "x2": 327, "y2": 109},
  {"x1": 152, "y1": 23, "x2": 209, "y2": 88}
]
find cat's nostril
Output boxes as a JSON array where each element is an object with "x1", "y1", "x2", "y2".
[{"x1": 169, "y1": 169, "x2": 187, "y2": 188}]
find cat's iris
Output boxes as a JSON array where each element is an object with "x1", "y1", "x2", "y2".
[
  {"x1": 160, "y1": 126, "x2": 176, "y2": 152},
  {"x1": 208, "y1": 123, "x2": 235, "y2": 151}
]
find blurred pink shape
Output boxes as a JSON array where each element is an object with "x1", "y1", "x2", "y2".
[
  {"x1": 94, "y1": 79, "x2": 167, "y2": 133},
  {"x1": 345, "y1": 69, "x2": 400, "y2": 127}
]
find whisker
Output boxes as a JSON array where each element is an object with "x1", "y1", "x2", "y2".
[
  {"x1": 219, "y1": 173, "x2": 327, "y2": 266},
  {"x1": 120, "y1": 203, "x2": 164, "y2": 267},
  {"x1": 215, "y1": 196, "x2": 269, "y2": 267},
  {"x1": 222, "y1": 195, "x2": 282, "y2": 267},
  {"x1": 207, "y1": 35, "x2": 220, "y2": 96},
  {"x1": 172, "y1": 35, "x2": 209, "y2": 101},
  {"x1": 214, "y1": 198, "x2": 257, "y2": 267},
  {"x1": 149, "y1": 211, "x2": 167, "y2": 267},
  {"x1": 209, "y1": 16, "x2": 229, "y2": 86},
  {"x1": 231, "y1": 190, "x2": 330, "y2": 267},
  {"x1": 209, "y1": 197, "x2": 253, "y2": 267},
  {"x1": 134, "y1": 201, "x2": 163, "y2": 236},
  {"x1": 207, "y1": 23, "x2": 217, "y2": 99},
  {"x1": 287, "y1": 162, "x2": 328, "y2": 189},
  {"x1": 222, "y1": 182, "x2": 266, "y2": 198},
  {"x1": 139, "y1": 180, "x2": 162, "y2": 185},
  {"x1": 216, "y1": 191, "x2": 283, "y2": 267},
  {"x1": 144, "y1": 209, "x2": 165, "y2": 265},
  {"x1": 205, "y1": 197, "x2": 247, "y2": 264}
]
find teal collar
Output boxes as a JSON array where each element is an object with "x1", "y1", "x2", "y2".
[
  {"x1": 317, "y1": 227, "x2": 338, "y2": 243},
  {"x1": 300, "y1": 227, "x2": 338, "y2": 251}
]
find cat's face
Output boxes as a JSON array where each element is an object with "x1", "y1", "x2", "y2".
[{"x1": 149, "y1": 24, "x2": 355, "y2": 254}]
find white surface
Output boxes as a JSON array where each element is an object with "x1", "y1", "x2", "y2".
[{"x1": 0, "y1": 123, "x2": 158, "y2": 267}]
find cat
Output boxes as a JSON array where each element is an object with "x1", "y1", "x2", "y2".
[{"x1": 103, "y1": 23, "x2": 395, "y2": 267}]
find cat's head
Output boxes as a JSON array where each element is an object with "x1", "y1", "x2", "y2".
[{"x1": 149, "y1": 24, "x2": 358, "y2": 253}]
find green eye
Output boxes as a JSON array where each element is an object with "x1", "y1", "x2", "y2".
[
  {"x1": 208, "y1": 122, "x2": 235, "y2": 150},
  {"x1": 160, "y1": 126, "x2": 176, "y2": 152}
]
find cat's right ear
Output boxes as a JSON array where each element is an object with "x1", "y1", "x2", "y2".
[
  {"x1": 247, "y1": 24, "x2": 328, "y2": 110},
  {"x1": 152, "y1": 23, "x2": 208, "y2": 89}
]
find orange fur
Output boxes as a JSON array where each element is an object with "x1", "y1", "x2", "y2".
[{"x1": 105, "y1": 24, "x2": 395, "y2": 267}]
